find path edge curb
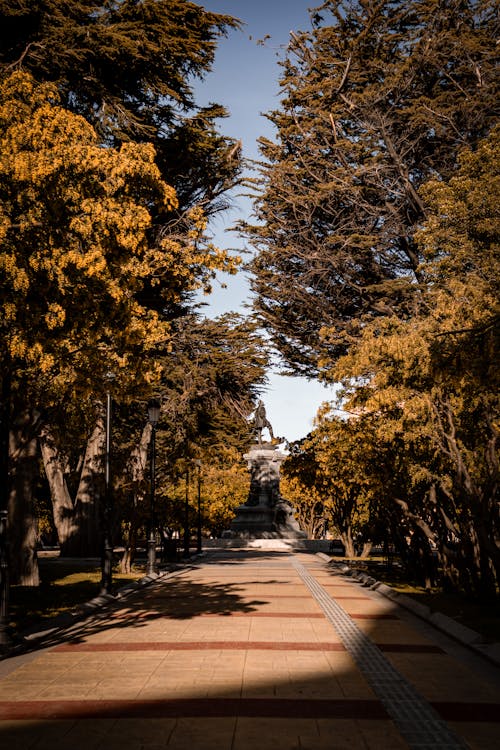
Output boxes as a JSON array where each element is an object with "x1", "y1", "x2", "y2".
[{"x1": 317, "y1": 553, "x2": 500, "y2": 669}]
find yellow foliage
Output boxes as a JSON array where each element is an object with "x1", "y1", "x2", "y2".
[
  {"x1": 319, "y1": 127, "x2": 499, "y2": 485},
  {"x1": 0, "y1": 71, "x2": 237, "y2": 403}
]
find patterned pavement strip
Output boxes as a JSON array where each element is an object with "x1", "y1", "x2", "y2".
[
  {"x1": 0, "y1": 549, "x2": 499, "y2": 749},
  {"x1": 293, "y1": 558, "x2": 468, "y2": 749}
]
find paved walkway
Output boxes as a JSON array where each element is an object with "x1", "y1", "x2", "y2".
[{"x1": 0, "y1": 549, "x2": 499, "y2": 749}]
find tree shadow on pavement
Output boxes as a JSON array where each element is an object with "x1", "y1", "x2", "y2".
[
  {"x1": 1, "y1": 550, "x2": 499, "y2": 750},
  {"x1": 6, "y1": 573, "x2": 268, "y2": 656}
]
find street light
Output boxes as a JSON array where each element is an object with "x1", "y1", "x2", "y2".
[
  {"x1": 100, "y1": 389, "x2": 113, "y2": 595},
  {"x1": 147, "y1": 398, "x2": 161, "y2": 575},
  {"x1": 183, "y1": 463, "x2": 190, "y2": 557},
  {"x1": 0, "y1": 365, "x2": 11, "y2": 650},
  {"x1": 194, "y1": 460, "x2": 202, "y2": 554}
]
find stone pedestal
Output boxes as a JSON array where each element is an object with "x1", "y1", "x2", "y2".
[
  {"x1": 229, "y1": 504, "x2": 277, "y2": 536},
  {"x1": 229, "y1": 443, "x2": 305, "y2": 539}
]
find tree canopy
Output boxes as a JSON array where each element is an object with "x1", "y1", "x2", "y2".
[
  {"x1": 245, "y1": 0, "x2": 499, "y2": 599},
  {"x1": 0, "y1": 3, "x2": 269, "y2": 586},
  {"x1": 0, "y1": 71, "x2": 237, "y2": 407},
  {"x1": 0, "y1": 0, "x2": 242, "y2": 216},
  {"x1": 0, "y1": 63, "x2": 245, "y2": 580},
  {"x1": 325, "y1": 126, "x2": 499, "y2": 597},
  {"x1": 245, "y1": 0, "x2": 498, "y2": 374}
]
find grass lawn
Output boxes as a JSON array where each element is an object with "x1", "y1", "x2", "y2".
[
  {"x1": 10, "y1": 553, "x2": 146, "y2": 633},
  {"x1": 344, "y1": 556, "x2": 500, "y2": 643}
]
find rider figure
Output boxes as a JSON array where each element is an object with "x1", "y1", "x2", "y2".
[{"x1": 253, "y1": 400, "x2": 274, "y2": 444}]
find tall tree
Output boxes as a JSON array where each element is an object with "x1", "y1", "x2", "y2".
[
  {"x1": 0, "y1": 72, "x2": 237, "y2": 578},
  {"x1": 1, "y1": 2, "x2": 246, "y2": 577},
  {"x1": 282, "y1": 412, "x2": 382, "y2": 552},
  {"x1": 110, "y1": 313, "x2": 270, "y2": 568},
  {"x1": 0, "y1": 0, "x2": 242, "y2": 217},
  {"x1": 333, "y1": 127, "x2": 499, "y2": 598},
  {"x1": 245, "y1": 0, "x2": 498, "y2": 374}
]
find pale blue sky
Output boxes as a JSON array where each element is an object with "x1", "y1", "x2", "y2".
[{"x1": 194, "y1": 1, "x2": 338, "y2": 441}]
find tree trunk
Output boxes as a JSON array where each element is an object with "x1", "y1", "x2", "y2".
[
  {"x1": 360, "y1": 541, "x2": 373, "y2": 558},
  {"x1": 340, "y1": 526, "x2": 355, "y2": 557},
  {"x1": 119, "y1": 517, "x2": 138, "y2": 574},
  {"x1": 469, "y1": 518, "x2": 497, "y2": 601},
  {"x1": 129, "y1": 422, "x2": 152, "y2": 483},
  {"x1": 60, "y1": 407, "x2": 105, "y2": 557},
  {"x1": 39, "y1": 424, "x2": 78, "y2": 549},
  {"x1": 118, "y1": 422, "x2": 151, "y2": 572},
  {"x1": 9, "y1": 410, "x2": 40, "y2": 586}
]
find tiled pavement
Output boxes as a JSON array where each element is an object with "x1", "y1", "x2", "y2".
[{"x1": 0, "y1": 549, "x2": 499, "y2": 749}]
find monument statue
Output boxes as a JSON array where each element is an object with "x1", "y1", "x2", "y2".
[
  {"x1": 225, "y1": 400, "x2": 301, "y2": 539},
  {"x1": 225, "y1": 398, "x2": 306, "y2": 540},
  {"x1": 252, "y1": 399, "x2": 274, "y2": 444}
]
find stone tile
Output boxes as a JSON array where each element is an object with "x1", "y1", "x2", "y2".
[
  {"x1": 1, "y1": 550, "x2": 498, "y2": 750},
  {"x1": 354, "y1": 619, "x2": 432, "y2": 644},
  {"x1": 356, "y1": 720, "x2": 409, "y2": 750},
  {"x1": 0, "y1": 718, "x2": 77, "y2": 748},
  {"x1": 387, "y1": 653, "x2": 500, "y2": 702},
  {"x1": 165, "y1": 717, "x2": 236, "y2": 749},
  {"x1": 448, "y1": 721, "x2": 500, "y2": 750}
]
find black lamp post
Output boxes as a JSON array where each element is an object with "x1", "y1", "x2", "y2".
[
  {"x1": 100, "y1": 389, "x2": 113, "y2": 595},
  {"x1": 194, "y1": 459, "x2": 202, "y2": 554},
  {"x1": 183, "y1": 464, "x2": 190, "y2": 557},
  {"x1": 0, "y1": 366, "x2": 11, "y2": 651},
  {"x1": 147, "y1": 398, "x2": 160, "y2": 575}
]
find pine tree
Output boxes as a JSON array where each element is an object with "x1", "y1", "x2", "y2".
[
  {"x1": 245, "y1": 0, "x2": 498, "y2": 374},
  {"x1": 0, "y1": 0, "x2": 242, "y2": 216}
]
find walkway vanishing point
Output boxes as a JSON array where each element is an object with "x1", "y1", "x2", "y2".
[{"x1": 1, "y1": 548, "x2": 499, "y2": 749}]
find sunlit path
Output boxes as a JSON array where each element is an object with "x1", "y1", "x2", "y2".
[{"x1": 0, "y1": 550, "x2": 499, "y2": 749}]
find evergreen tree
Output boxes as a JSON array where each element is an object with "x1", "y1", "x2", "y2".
[
  {"x1": 245, "y1": 0, "x2": 498, "y2": 374},
  {"x1": 114, "y1": 313, "x2": 270, "y2": 565},
  {"x1": 0, "y1": 2, "x2": 246, "y2": 574},
  {"x1": 0, "y1": 71, "x2": 240, "y2": 577},
  {"x1": 0, "y1": 0, "x2": 242, "y2": 216},
  {"x1": 333, "y1": 126, "x2": 499, "y2": 598}
]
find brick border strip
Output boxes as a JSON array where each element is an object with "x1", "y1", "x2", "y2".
[
  {"x1": 52, "y1": 641, "x2": 443, "y2": 654},
  {"x1": 0, "y1": 698, "x2": 498, "y2": 722}
]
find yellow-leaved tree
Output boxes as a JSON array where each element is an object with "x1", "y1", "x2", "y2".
[
  {"x1": 281, "y1": 410, "x2": 381, "y2": 552},
  {"x1": 0, "y1": 72, "x2": 236, "y2": 582},
  {"x1": 327, "y1": 127, "x2": 499, "y2": 597}
]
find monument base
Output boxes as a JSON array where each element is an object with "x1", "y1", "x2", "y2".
[
  {"x1": 227, "y1": 440, "x2": 307, "y2": 541},
  {"x1": 228, "y1": 502, "x2": 307, "y2": 540},
  {"x1": 229, "y1": 505, "x2": 277, "y2": 536}
]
